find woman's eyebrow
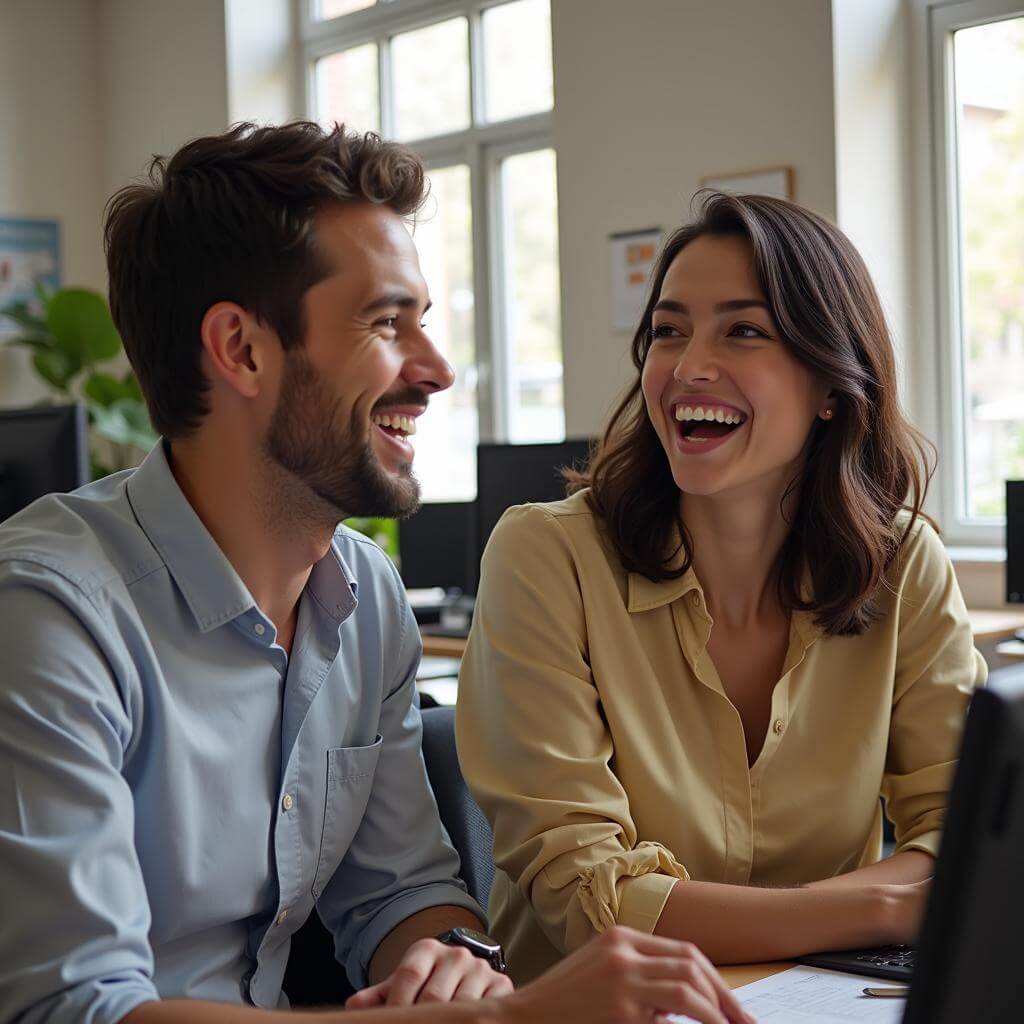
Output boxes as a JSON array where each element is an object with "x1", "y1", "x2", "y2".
[{"x1": 652, "y1": 298, "x2": 770, "y2": 315}]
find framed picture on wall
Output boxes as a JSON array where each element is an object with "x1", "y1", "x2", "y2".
[
  {"x1": 0, "y1": 218, "x2": 61, "y2": 338},
  {"x1": 699, "y1": 166, "x2": 794, "y2": 201}
]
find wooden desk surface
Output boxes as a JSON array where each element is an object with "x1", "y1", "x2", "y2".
[
  {"x1": 422, "y1": 608, "x2": 1024, "y2": 659},
  {"x1": 720, "y1": 962, "x2": 793, "y2": 989},
  {"x1": 967, "y1": 608, "x2": 1024, "y2": 642}
]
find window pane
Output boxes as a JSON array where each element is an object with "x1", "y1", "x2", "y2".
[
  {"x1": 483, "y1": 0, "x2": 553, "y2": 122},
  {"x1": 315, "y1": 44, "x2": 379, "y2": 134},
  {"x1": 392, "y1": 18, "x2": 470, "y2": 141},
  {"x1": 411, "y1": 165, "x2": 477, "y2": 501},
  {"x1": 317, "y1": 0, "x2": 374, "y2": 19},
  {"x1": 501, "y1": 149, "x2": 563, "y2": 443},
  {"x1": 954, "y1": 18, "x2": 1024, "y2": 519}
]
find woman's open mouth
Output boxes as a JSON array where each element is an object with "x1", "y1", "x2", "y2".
[{"x1": 673, "y1": 403, "x2": 747, "y2": 454}]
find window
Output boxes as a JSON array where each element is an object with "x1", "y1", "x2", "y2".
[
  {"x1": 302, "y1": 0, "x2": 561, "y2": 501},
  {"x1": 929, "y1": 1, "x2": 1024, "y2": 539}
]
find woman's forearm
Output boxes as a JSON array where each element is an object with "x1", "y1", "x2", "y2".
[
  {"x1": 652, "y1": 878, "x2": 906, "y2": 964},
  {"x1": 804, "y1": 850, "x2": 934, "y2": 890}
]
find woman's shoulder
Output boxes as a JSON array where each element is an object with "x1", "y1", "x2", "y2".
[
  {"x1": 484, "y1": 488, "x2": 613, "y2": 567},
  {"x1": 888, "y1": 510, "x2": 954, "y2": 595}
]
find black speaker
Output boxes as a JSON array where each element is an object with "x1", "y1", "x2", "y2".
[{"x1": 1007, "y1": 480, "x2": 1024, "y2": 604}]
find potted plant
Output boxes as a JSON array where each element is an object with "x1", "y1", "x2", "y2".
[{"x1": 1, "y1": 283, "x2": 158, "y2": 476}]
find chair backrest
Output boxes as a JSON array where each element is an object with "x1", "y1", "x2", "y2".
[{"x1": 420, "y1": 705, "x2": 496, "y2": 909}]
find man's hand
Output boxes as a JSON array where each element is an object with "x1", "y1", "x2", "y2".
[
  {"x1": 499, "y1": 927, "x2": 754, "y2": 1024},
  {"x1": 346, "y1": 937, "x2": 513, "y2": 1008}
]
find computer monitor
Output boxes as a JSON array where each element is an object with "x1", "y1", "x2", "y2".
[
  {"x1": 474, "y1": 439, "x2": 593, "y2": 591},
  {"x1": 0, "y1": 403, "x2": 89, "y2": 521},
  {"x1": 1007, "y1": 480, "x2": 1023, "y2": 604},
  {"x1": 902, "y1": 661, "x2": 1024, "y2": 1023},
  {"x1": 398, "y1": 501, "x2": 476, "y2": 594}
]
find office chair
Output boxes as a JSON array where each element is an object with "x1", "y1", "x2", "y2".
[
  {"x1": 284, "y1": 705, "x2": 495, "y2": 1005},
  {"x1": 419, "y1": 705, "x2": 496, "y2": 909}
]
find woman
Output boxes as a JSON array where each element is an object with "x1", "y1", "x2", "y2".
[{"x1": 456, "y1": 192, "x2": 986, "y2": 984}]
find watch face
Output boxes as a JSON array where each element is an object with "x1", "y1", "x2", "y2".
[{"x1": 455, "y1": 928, "x2": 498, "y2": 950}]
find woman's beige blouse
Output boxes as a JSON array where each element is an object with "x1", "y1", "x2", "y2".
[{"x1": 455, "y1": 490, "x2": 986, "y2": 983}]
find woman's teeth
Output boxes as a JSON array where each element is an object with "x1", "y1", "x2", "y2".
[
  {"x1": 371, "y1": 413, "x2": 417, "y2": 436},
  {"x1": 674, "y1": 405, "x2": 746, "y2": 425}
]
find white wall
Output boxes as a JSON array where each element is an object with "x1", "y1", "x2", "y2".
[
  {"x1": 832, "y1": 0, "x2": 914, "y2": 394},
  {"x1": 0, "y1": 0, "x2": 104, "y2": 405},
  {"x1": 551, "y1": 0, "x2": 838, "y2": 439},
  {"x1": 97, "y1": 0, "x2": 231, "y2": 202},
  {"x1": 0, "y1": 0, "x2": 232, "y2": 408}
]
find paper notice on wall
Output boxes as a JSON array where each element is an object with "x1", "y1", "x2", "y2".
[
  {"x1": 668, "y1": 966, "x2": 906, "y2": 1023},
  {"x1": 609, "y1": 227, "x2": 660, "y2": 333}
]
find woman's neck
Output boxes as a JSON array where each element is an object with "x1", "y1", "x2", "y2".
[{"x1": 682, "y1": 485, "x2": 795, "y2": 631}]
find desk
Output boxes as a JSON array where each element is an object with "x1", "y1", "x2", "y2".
[
  {"x1": 721, "y1": 962, "x2": 793, "y2": 989},
  {"x1": 967, "y1": 608, "x2": 1024, "y2": 642}
]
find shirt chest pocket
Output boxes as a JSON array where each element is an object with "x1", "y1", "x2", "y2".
[{"x1": 312, "y1": 735, "x2": 383, "y2": 899}]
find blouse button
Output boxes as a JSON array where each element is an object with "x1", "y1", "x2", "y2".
[
  {"x1": 253, "y1": 623, "x2": 266, "y2": 636},
  {"x1": 773, "y1": 718, "x2": 785, "y2": 735},
  {"x1": 691, "y1": 593, "x2": 700, "y2": 607}
]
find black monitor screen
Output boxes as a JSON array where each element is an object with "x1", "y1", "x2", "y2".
[
  {"x1": 903, "y1": 662, "x2": 1024, "y2": 1023},
  {"x1": 398, "y1": 501, "x2": 476, "y2": 593},
  {"x1": 1008, "y1": 480, "x2": 1023, "y2": 604},
  {"x1": 475, "y1": 439, "x2": 593, "y2": 591},
  {"x1": 0, "y1": 403, "x2": 89, "y2": 521}
]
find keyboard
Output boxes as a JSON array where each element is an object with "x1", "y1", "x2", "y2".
[{"x1": 797, "y1": 944, "x2": 915, "y2": 981}]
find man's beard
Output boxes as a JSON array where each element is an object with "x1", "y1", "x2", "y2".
[{"x1": 263, "y1": 350, "x2": 422, "y2": 522}]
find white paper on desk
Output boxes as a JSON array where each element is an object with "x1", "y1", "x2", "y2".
[{"x1": 667, "y1": 966, "x2": 905, "y2": 1023}]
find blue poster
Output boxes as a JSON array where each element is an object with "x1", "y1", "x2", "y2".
[{"x1": 0, "y1": 218, "x2": 61, "y2": 337}]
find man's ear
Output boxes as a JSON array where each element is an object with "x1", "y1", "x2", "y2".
[{"x1": 200, "y1": 302, "x2": 269, "y2": 399}]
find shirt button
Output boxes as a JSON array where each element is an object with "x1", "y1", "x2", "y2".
[
  {"x1": 282, "y1": 793, "x2": 294, "y2": 812},
  {"x1": 691, "y1": 593, "x2": 700, "y2": 607},
  {"x1": 253, "y1": 623, "x2": 266, "y2": 636},
  {"x1": 276, "y1": 909, "x2": 289, "y2": 925},
  {"x1": 773, "y1": 718, "x2": 785, "y2": 735}
]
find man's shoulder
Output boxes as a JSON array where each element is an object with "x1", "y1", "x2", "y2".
[{"x1": 0, "y1": 470, "x2": 163, "y2": 602}]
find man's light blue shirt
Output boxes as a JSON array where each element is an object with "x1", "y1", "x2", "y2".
[{"x1": 0, "y1": 442, "x2": 480, "y2": 1023}]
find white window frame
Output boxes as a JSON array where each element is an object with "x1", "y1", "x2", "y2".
[
  {"x1": 919, "y1": 0, "x2": 1024, "y2": 546},
  {"x1": 298, "y1": 0, "x2": 557, "y2": 445}
]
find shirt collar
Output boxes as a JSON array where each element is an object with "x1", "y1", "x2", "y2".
[
  {"x1": 127, "y1": 442, "x2": 361, "y2": 633},
  {"x1": 626, "y1": 522, "x2": 703, "y2": 612},
  {"x1": 126, "y1": 442, "x2": 257, "y2": 632}
]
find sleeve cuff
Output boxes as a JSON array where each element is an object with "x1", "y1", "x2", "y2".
[
  {"x1": 346, "y1": 884, "x2": 485, "y2": 989},
  {"x1": 894, "y1": 830, "x2": 942, "y2": 859},
  {"x1": 577, "y1": 842, "x2": 688, "y2": 936}
]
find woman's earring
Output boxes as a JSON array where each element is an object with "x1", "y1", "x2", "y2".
[{"x1": 822, "y1": 409, "x2": 834, "y2": 420}]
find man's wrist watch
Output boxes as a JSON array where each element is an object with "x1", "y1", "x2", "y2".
[{"x1": 436, "y1": 927, "x2": 508, "y2": 974}]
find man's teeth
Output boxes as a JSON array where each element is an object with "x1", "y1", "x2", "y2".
[
  {"x1": 673, "y1": 405, "x2": 745, "y2": 425},
  {"x1": 372, "y1": 413, "x2": 417, "y2": 435}
]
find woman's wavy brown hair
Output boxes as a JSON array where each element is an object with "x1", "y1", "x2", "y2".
[{"x1": 567, "y1": 192, "x2": 934, "y2": 636}]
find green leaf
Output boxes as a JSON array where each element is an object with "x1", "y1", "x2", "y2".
[
  {"x1": 32, "y1": 348, "x2": 80, "y2": 391},
  {"x1": 1, "y1": 300, "x2": 48, "y2": 335},
  {"x1": 6, "y1": 333, "x2": 55, "y2": 353},
  {"x1": 46, "y1": 288, "x2": 122, "y2": 365},
  {"x1": 120, "y1": 370, "x2": 144, "y2": 402},
  {"x1": 90, "y1": 397, "x2": 158, "y2": 451},
  {"x1": 84, "y1": 371, "x2": 134, "y2": 408}
]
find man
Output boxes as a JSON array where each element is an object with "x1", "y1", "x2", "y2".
[{"x1": 0, "y1": 122, "x2": 747, "y2": 1024}]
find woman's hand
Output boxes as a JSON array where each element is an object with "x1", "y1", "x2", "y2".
[
  {"x1": 346, "y1": 938, "x2": 513, "y2": 1008},
  {"x1": 497, "y1": 926, "x2": 754, "y2": 1024}
]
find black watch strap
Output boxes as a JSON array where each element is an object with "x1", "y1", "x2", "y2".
[{"x1": 436, "y1": 927, "x2": 508, "y2": 974}]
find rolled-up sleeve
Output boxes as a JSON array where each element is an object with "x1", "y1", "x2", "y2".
[
  {"x1": 0, "y1": 570, "x2": 158, "y2": 1024},
  {"x1": 884, "y1": 522, "x2": 987, "y2": 857},
  {"x1": 457, "y1": 506, "x2": 687, "y2": 955},
  {"x1": 317, "y1": 589, "x2": 483, "y2": 988}
]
